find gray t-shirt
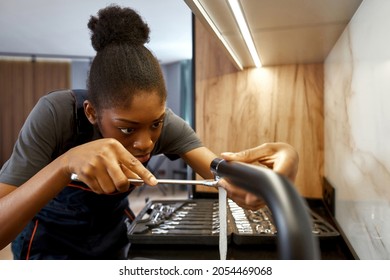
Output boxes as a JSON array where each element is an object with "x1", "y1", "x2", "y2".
[{"x1": 0, "y1": 89, "x2": 203, "y2": 187}]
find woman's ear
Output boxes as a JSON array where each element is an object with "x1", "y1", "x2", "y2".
[{"x1": 84, "y1": 100, "x2": 98, "y2": 125}]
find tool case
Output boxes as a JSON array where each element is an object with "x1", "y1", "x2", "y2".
[{"x1": 127, "y1": 198, "x2": 339, "y2": 246}]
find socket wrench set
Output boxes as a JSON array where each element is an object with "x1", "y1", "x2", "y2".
[
  {"x1": 127, "y1": 199, "x2": 340, "y2": 245},
  {"x1": 127, "y1": 199, "x2": 223, "y2": 245}
]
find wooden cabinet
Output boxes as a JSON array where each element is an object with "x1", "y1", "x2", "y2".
[{"x1": 194, "y1": 18, "x2": 324, "y2": 198}]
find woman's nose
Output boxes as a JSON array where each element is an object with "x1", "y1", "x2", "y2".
[{"x1": 132, "y1": 132, "x2": 153, "y2": 151}]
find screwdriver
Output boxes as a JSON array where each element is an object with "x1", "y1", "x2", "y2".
[{"x1": 70, "y1": 173, "x2": 219, "y2": 187}]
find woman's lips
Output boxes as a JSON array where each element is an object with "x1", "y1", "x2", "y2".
[{"x1": 135, "y1": 154, "x2": 150, "y2": 163}]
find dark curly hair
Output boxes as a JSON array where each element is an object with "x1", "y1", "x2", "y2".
[{"x1": 87, "y1": 5, "x2": 167, "y2": 111}]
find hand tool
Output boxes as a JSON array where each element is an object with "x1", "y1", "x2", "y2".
[
  {"x1": 163, "y1": 220, "x2": 219, "y2": 226},
  {"x1": 170, "y1": 216, "x2": 219, "y2": 222},
  {"x1": 181, "y1": 206, "x2": 219, "y2": 211},
  {"x1": 158, "y1": 224, "x2": 219, "y2": 230},
  {"x1": 70, "y1": 173, "x2": 219, "y2": 187},
  {"x1": 173, "y1": 211, "x2": 218, "y2": 217},
  {"x1": 171, "y1": 212, "x2": 218, "y2": 218},
  {"x1": 171, "y1": 218, "x2": 217, "y2": 224},
  {"x1": 151, "y1": 228, "x2": 219, "y2": 235}
]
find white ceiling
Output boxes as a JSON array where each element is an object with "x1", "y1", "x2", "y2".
[
  {"x1": 0, "y1": 0, "x2": 193, "y2": 64},
  {"x1": 186, "y1": 0, "x2": 363, "y2": 68}
]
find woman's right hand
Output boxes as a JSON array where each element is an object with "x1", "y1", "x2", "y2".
[{"x1": 62, "y1": 138, "x2": 157, "y2": 194}]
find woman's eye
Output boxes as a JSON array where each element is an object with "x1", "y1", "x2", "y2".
[
  {"x1": 119, "y1": 128, "x2": 135, "y2": 135},
  {"x1": 152, "y1": 121, "x2": 164, "y2": 129}
]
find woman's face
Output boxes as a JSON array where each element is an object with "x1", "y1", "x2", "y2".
[{"x1": 95, "y1": 91, "x2": 166, "y2": 164}]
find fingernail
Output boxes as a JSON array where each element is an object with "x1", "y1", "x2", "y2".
[{"x1": 150, "y1": 176, "x2": 158, "y2": 186}]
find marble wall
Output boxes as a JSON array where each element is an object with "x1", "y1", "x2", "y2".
[{"x1": 324, "y1": 0, "x2": 390, "y2": 259}]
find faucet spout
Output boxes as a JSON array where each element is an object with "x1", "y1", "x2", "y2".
[{"x1": 210, "y1": 158, "x2": 320, "y2": 260}]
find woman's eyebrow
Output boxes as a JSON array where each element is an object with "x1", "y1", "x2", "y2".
[{"x1": 114, "y1": 112, "x2": 165, "y2": 124}]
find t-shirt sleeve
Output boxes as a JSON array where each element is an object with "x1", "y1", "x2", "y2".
[
  {"x1": 153, "y1": 109, "x2": 203, "y2": 159},
  {"x1": 0, "y1": 92, "x2": 74, "y2": 186}
]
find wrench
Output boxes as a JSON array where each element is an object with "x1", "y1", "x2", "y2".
[
  {"x1": 158, "y1": 224, "x2": 219, "y2": 230},
  {"x1": 151, "y1": 228, "x2": 219, "y2": 235}
]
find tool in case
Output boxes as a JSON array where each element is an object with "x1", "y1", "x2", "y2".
[
  {"x1": 127, "y1": 198, "x2": 339, "y2": 245},
  {"x1": 127, "y1": 199, "x2": 224, "y2": 245}
]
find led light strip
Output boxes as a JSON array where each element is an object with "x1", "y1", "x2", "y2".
[
  {"x1": 227, "y1": 0, "x2": 262, "y2": 68},
  {"x1": 193, "y1": 0, "x2": 244, "y2": 70}
]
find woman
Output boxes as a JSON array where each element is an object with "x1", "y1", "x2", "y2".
[{"x1": 0, "y1": 5, "x2": 298, "y2": 259}]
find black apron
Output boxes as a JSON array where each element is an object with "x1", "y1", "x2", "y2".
[{"x1": 12, "y1": 183, "x2": 136, "y2": 259}]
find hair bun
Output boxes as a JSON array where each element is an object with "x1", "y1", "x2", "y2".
[{"x1": 88, "y1": 5, "x2": 150, "y2": 52}]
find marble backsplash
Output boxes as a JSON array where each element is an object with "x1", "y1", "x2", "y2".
[{"x1": 324, "y1": 0, "x2": 390, "y2": 259}]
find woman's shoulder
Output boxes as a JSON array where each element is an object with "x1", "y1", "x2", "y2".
[
  {"x1": 35, "y1": 89, "x2": 76, "y2": 118},
  {"x1": 29, "y1": 89, "x2": 77, "y2": 135},
  {"x1": 40, "y1": 89, "x2": 75, "y2": 106},
  {"x1": 163, "y1": 108, "x2": 185, "y2": 125}
]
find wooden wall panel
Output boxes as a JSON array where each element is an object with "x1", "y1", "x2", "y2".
[
  {"x1": 194, "y1": 19, "x2": 324, "y2": 198},
  {"x1": 0, "y1": 59, "x2": 70, "y2": 165}
]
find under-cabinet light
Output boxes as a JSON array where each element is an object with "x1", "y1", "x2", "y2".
[
  {"x1": 193, "y1": 0, "x2": 244, "y2": 70},
  {"x1": 227, "y1": 0, "x2": 262, "y2": 68}
]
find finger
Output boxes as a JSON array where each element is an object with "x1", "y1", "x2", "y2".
[
  {"x1": 219, "y1": 181, "x2": 247, "y2": 208},
  {"x1": 232, "y1": 198, "x2": 265, "y2": 211},
  {"x1": 273, "y1": 158, "x2": 298, "y2": 182},
  {"x1": 269, "y1": 146, "x2": 299, "y2": 181},
  {"x1": 221, "y1": 145, "x2": 269, "y2": 163},
  {"x1": 244, "y1": 193, "x2": 266, "y2": 210},
  {"x1": 218, "y1": 179, "x2": 248, "y2": 206},
  {"x1": 120, "y1": 164, "x2": 144, "y2": 187},
  {"x1": 97, "y1": 164, "x2": 129, "y2": 193},
  {"x1": 220, "y1": 151, "x2": 253, "y2": 162},
  {"x1": 229, "y1": 191, "x2": 266, "y2": 211},
  {"x1": 80, "y1": 164, "x2": 129, "y2": 194},
  {"x1": 218, "y1": 179, "x2": 266, "y2": 210},
  {"x1": 95, "y1": 171, "x2": 118, "y2": 194},
  {"x1": 78, "y1": 171, "x2": 114, "y2": 194},
  {"x1": 121, "y1": 155, "x2": 157, "y2": 186},
  {"x1": 77, "y1": 174, "x2": 101, "y2": 194},
  {"x1": 86, "y1": 161, "x2": 121, "y2": 194}
]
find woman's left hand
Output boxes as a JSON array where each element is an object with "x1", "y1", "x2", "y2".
[{"x1": 218, "y1": 142, "x2": 299, "y2": 210}]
